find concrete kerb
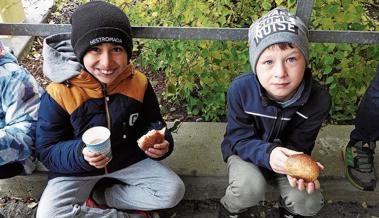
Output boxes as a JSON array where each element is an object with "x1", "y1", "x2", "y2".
[{"x1": 1, "y1": 123, "x2": 379, "y2": 204}]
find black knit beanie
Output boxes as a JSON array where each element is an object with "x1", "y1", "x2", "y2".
[{"x1": 70, "y1": 1, "x2": 133, "y2": 64}]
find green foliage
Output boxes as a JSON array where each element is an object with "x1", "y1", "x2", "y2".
[
  {"x1": 110, "y1": 0, "x2": 377, "y2": 122},
  {"x1": 311, "y1": 0, "x2": 379, "y2": 121},
  {"x1": 114, "y1": 0, "x2": 265, "y2": 121}
]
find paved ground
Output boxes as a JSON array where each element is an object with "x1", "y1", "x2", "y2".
[
  {"x1": 1, "y1": 198, "x2": 379, "y2": 218},
  {"x1": 165, "y1": 200, "x2": 379, "y2": 218}
]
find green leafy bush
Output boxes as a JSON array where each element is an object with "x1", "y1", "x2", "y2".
[
  {"x1": 310, "y1": 0, "x2": 379, "y2": 121},
  {"x1": 111, "y1": 0, "x2": 378, "y2": 122}
]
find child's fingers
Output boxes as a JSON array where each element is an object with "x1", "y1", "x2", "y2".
[
  {"x1": 296, "y1": 179, "x2": 305, "y2": 191},
  {"x1": 92, "y1": 157, "x2": 110, "y2": 168},
  {"x1": 82, "y1": 147, "x2": 102, "y2": 158},
  {"x1": 287, "y1": 175, "x2": 297, "y2": 188},
  {"x1": 313, "y1": 179, "x2": 321, "y2": 190},
  {"x1": 316, "y1": 162, "x2": 324, "y2": 170},
  {"x1": 153, "y1": 140, "x2": 169, "y2": 150},
  {"x1": 306, "y1": 182, "x2": 315, "y2": 194},
  {"x1": 145, "y1": 150, "x2": 160, "y2": 158}
]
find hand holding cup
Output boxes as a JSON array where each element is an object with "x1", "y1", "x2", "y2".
[{"x1": 82, "y1": 126, "x2": 112, "y2": 168}]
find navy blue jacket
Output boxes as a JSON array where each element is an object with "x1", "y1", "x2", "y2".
[
  {"x1": 36, "y1": 33, "x2": 173, "y2": 179},
  {"x1": 221, "y1": 69, "x2": 331, "y2": 170}
]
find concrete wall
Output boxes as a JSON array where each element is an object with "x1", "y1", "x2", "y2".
[
  {"x1": 162, "y1": 123, "x2": 379, "y2": 203},
  {"x1": 163, "y1": 123, "x2": 362, "y2": 178}
]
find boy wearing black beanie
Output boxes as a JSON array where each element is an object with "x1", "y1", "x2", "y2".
[{"x1": 35, "y1": 1, "x2": 184, "y2": 218}]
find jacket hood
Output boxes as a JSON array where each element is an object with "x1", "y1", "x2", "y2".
[{"x1": 43, "y1": 33, "x2": 82, "y2": 83}]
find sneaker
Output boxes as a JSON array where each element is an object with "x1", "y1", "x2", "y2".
[
  {"x1": 86, "y1": 178, "x2": 121, "y2": 209},
  {"x1": 278, "y1": 207, "x2": 304, "y2": 218},
  {"x1": 0, "y1": 161, "x2": 23, "y2": 179},
  {"x1": 341, "y1": 140, "x2": 376, "y2": 191},
  {"x1": 85, "y1": 195, "x2": 110, "y2": 209},
  {"x1": 218, "y1": 202, "x2": 258, "y2": 218},
  {"x1": 133, "y1": 210, "x2": 160, "y2": 218}
]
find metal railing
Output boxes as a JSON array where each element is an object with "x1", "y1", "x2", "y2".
[{"x1": 0, "y1": 0, "x2": 378, "y2": 44}]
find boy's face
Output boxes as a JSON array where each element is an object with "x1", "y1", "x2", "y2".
[
  {"x1": 255, "y1": 45, "x2": 305, "y2": 102},
  {"x1": 83, "y1": 43, "x2": 129, "y2": 85}
]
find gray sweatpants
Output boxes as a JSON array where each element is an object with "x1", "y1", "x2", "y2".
[
  {"x1": 220, "y1": 155, "x2": 324, "y2": 216},
  {"x1": 36, "y1": 158, "x2": 185, "y2": 218}
]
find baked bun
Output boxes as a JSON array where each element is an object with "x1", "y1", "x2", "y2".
[
  {"x1": 285, "y1": 154, "x2": 320, "y2": 182},
  {"x1": 137, "y1": 127, "x2": 166, "y2": 151}
]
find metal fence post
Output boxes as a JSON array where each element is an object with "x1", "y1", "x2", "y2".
[{"x1": 296, "y1": 0, "x2": 314, "y2": 27}]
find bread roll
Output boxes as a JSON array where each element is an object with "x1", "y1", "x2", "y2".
[
  {"x1": 137, "y1": 127, "x2": 166, "y2": 151},
  {"x1": 285, "y1": 154, "x2": 320, "y2": 182}
]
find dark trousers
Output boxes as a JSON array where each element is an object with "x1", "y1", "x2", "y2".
[
  {"x1": 0, "y1": 162, "x2": 23, "y2": 179},
  {"x1": 350, "y1": 64, "x2": 379, "y2": 143}
]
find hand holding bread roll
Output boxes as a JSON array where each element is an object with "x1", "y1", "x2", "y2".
[
  {"x1": 137, "y1": 127, "x2": 166, "y2": 151},
  {"x1": 285, "y1": 154, "x2": 320, "y2": 182}
]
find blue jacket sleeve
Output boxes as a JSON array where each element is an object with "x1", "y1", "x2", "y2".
[
  {"x1": 221, "y1": 83, "x2": 276, "y2": 170},
  {"x1": 0, "y1": 57, "x2": 42, "y2": 166},
  {"x1": 35, "y1": 93, "x2": 94, "y2": 174}
]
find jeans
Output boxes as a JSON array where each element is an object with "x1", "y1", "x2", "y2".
[
  {"x1": 36, "y1": 158, "x2": 185, "y2": 218},
  {"x1": 220, "y1": 155, "x2": 324, "y2": 216},
  {"x1": 350, "y1": 64, "x2": 379, "y2": 142}
]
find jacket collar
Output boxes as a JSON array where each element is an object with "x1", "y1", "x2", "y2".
[{"x1": 69, "y1": 63, "x2": 135, "y2": 94}]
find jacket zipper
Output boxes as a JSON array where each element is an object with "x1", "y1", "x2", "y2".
[
  {"x1": 267, "y1": 108, "x2": 283, "y2": 143},
  {"x1": 101, "y1": 83, "x2": 112, "y2": 130},
  {"x1": 101, "y1": 83, "x2": 111, "y2": 174}
]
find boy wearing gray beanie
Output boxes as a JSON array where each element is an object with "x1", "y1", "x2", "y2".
[{"x1": 219, "y1": 8, "x2": 331, "y2": 218}]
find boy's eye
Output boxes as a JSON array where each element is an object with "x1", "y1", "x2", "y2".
[
  {"x1": 88, "y1": 47, "x2": 100, "y2": 52},
  {"x1": 287, "y1": 57, "x2": 297, "y2": 63},
  {"x1": 263, "y1": 60, "x2": 273, "y2": 65},
  {"x1": 113, "y1": 46, "x2": 124, "y2": 52}
]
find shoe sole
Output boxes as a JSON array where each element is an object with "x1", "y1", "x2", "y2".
[
  {"x1": 133, "y1": 211, "x2": 160, "y2": 218},
  {"x1": 340, "y1": 146, "x2": 373, "y2": 191}
]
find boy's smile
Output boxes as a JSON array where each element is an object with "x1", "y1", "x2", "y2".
[
  {"x1": 255, "y1": 44, "x2": 305, "y2": 102},
  {"x1": 83, "y1": 43, "x2": 129, "y2": 85}
]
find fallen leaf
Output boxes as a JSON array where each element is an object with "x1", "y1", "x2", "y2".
[
  {"x1": 27, "y1": 202, "x2": 38, "y2": 209},
  {"x1": 361, "y1": 201, "x2": 368, "y2": 209}
]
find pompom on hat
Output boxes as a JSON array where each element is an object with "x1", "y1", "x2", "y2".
[
  {"x1": 248, "y1": 8, "x2": 309, "y2": 73},
  {"x1": 70, "y1": 1, "x2": 133, "y2": 64}
]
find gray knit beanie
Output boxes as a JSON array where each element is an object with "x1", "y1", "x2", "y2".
[{"x1": 248, "y1": 8, "x2": 309, "y2": 73}]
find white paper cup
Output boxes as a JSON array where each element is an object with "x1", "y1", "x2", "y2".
[{"x1": 82, "y1": 126, "x2": 112, "y2": 160}]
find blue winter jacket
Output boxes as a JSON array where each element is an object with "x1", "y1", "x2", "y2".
[
  {"x1": 0, "y1": 50, "x2": 42, "y2": 173},
  {"x1": 36, "y1": 33, "x2": 173, "y2": 179},
  {"x1": 221, "y1": 69, "x2": 331, "y2": 170}
]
